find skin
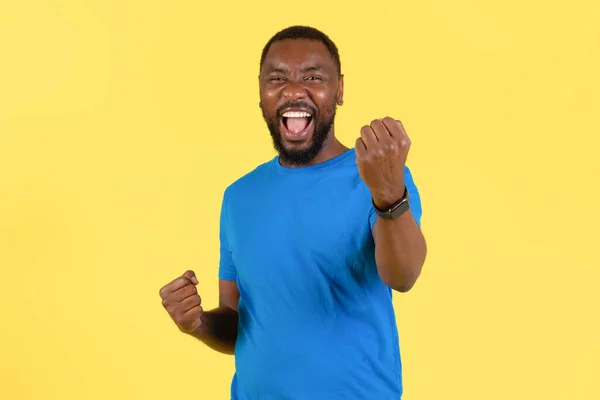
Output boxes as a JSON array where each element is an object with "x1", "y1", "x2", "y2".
[
  {"x1": 159, "y1": 37, "x2": 427, "y2": 354},
  {"x1": 159, "y1": 270, "x2": 239, "y2": 355},
  {"x1": 356, "y1": 118, "x2": 428, "y2": 291},
  {"x1": 259, "y1": 39, "x2": 348, "y2": 167}
]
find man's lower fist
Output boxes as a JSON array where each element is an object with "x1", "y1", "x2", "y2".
[{"x1": 159, "y1": 270, "x2": 203, "y2": 334}]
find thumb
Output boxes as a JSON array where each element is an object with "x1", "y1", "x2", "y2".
[{"x1": 183, "y1": 270, "x2": 199, "y2": 285}]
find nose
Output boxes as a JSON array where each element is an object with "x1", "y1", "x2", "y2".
[{"x1": 283, "y1": 81, "x2": 306, "y2": 101}]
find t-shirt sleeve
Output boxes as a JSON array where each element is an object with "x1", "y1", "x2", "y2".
[
  {"x1": 218, "y1": 188, "x2": 238, "y2": 282},
  {"x1": 369, "y1": 165, "x2": 423, "y2": 229}
]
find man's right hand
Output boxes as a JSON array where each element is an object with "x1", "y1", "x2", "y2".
[{"x1": 159, "y1": 270, "x2": 203, "y2": 334}]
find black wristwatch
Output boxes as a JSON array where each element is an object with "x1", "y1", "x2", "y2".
[{"x1": 372, "y1": 187, "x2": 410, "y2": 220}]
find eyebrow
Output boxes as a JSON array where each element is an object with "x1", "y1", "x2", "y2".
[
  {"x1": 267, "y1": 65, "x2": 325, "y2": 74},
  {"x1": 301, "y1": 66, "x2": 323, "y2": 73}
]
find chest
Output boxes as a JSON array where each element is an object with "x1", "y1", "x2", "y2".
[{"x1": 226, "y1": 175, "x2": 374, "y2": 285}]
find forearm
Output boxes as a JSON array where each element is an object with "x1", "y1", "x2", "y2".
[
  {"x1": 373, "y1": 209, "x2": 427, "y2": 292},
  {"x1": 192, "y1": 306, "x2": 238, "y2": 355}
]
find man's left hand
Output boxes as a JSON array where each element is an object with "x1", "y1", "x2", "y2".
[{"x1": 355, "y1": 117, "x2": 411, "y2": 210}]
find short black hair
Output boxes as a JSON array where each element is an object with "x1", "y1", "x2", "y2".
[{"x1": 259, "y1": 25, "x2": 341, "y2": 76}]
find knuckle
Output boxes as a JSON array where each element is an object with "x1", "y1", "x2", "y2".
[
  {"x1": 179, "y1": 315, "x2": 198, "y2": 333},
  {"x1": 179, "y1": 320, "x2": 197, "y2": 334},
  {"x1": 176, "y1": 313, "x2": 187, "y2": 323},
  {"x1": 174, "y1": 311, "x2": 185, "y2": 323},
  {"x1": 159, "y1": 284, "x2": 173, "y2": 297}
]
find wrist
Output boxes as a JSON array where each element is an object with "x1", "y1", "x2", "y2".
[
  {"x1": 190, "y1": 314, "x2": 210, "y2": 339},
  {"x1": 371, "y1": 186, "x2": 410, "y2": 221},
  {"x1": 372, "y1": 187, "x2": 406, "y2": 210}
]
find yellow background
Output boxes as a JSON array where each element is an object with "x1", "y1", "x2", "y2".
[{"x1": 1, "y1": 0, "x2": 598, "y2": 399}]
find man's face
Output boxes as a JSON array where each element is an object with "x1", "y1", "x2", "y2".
[{"x1": 259, "y1": 38, "x2": 343, "y2": 166}]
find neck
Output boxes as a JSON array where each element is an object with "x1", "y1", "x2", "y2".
[
  {"x1": 279, "y1": 135, "x2": 349, "y2": 168},
  {"x1": 310, "y1": 137, "x2": 349, "y2": 165}
]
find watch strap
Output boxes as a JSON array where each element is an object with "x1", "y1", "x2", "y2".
[{"x1": 372, "y1": 187, "x2": 410, "y2": 220}]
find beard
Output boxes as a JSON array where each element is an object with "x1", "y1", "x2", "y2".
[{"x1": 262, "y1": 101, "x2": 337, "y2": 167}]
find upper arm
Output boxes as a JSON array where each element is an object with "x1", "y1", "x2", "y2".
[
  {"x1": 217, "y1": 187, "x2": 239, "y2": 311},
  {"x1": 218, "y1": 187, "x2": 238, "y2": 280},
  {"x1": 219, "y1": 279, "x2": 240, "y2": 312}
]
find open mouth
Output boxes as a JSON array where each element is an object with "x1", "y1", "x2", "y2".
[{"x1": 280, "y1": 111, "x2": 314, "y2": 141}]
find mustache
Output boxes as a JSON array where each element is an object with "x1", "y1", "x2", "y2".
[{"x1": 276, "y1": 101, "x2": 316, "y2": 117}]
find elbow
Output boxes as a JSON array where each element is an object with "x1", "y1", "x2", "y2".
[
  {"x1": 385, "y1": 277, "x2": 417, "y2": 293},
  {"x1": 376, "y1": 247, "x2": 427, "y2": 293},
  {"x1": 393, "y1": 281, "x2": 416, "y2": 293},
  {"x1": 379, "y1": 265, "x2": 422, "y2": 293}
]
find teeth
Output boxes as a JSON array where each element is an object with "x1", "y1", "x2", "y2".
[{"x1": 282, "y1": 111, "x2": 311, "y2": 118}]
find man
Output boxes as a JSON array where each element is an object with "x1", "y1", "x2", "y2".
[{"x1": 159, "y1": 25, "x2": 427, "y2": 399}]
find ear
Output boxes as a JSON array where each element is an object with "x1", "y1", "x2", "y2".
[{"x1": 336, "y1": 74, "x2": 345, "y2": 106}]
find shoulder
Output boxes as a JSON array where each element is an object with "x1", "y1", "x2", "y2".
[
  {"x1": 222, "y1": 157, "x2": 276, "y2": 203},
  {"x1": 403, "y1": 165, "x2": 418, "y2": 188},
  {"x1": 403, "y1": 165, "x2": 423, "y2": 224}
]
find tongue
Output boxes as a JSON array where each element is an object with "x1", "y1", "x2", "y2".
[{"x1": 287, "y1": 117, "x2": 310, "y2": 134}]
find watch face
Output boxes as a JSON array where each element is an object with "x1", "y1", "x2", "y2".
[
  {"x1": 372, "y1": 192, "x2": 409, "y2": 220},
  {"x1": 391, "y1": 199, "x2": 409, "y2": 219},
  {"x1": 390, "y1": 198, "x2": 407, "y2": 212}
]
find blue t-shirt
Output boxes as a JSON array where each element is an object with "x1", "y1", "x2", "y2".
[{"x1": 218, "y1": 148, "x2": 422, "y2": 400}]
